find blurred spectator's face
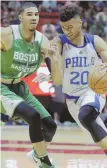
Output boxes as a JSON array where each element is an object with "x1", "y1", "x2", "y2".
[
  {"x1": 95, "y1": 6, "x2": 101, "y2": 12},
  {"x1": 2, "y1": 18, "x2": 10, "y2": 27},
  {"x1": 84, "y1": 11, "x2": 90, "y2": 19},
  {"x1": 60, "y1": 17, "x2": 82, "y2": 41},
  {"x1": 42, "y1": 25, "x2": 57, "y2": 40},
  {"x1": 20, "y1": 7, "x2": 39, "y2": 31},
  {"x1": 44, "y1": 29, "x2": 56, "y2": 40},
  {"x1": 104, "y1": 7, "x2": 107, "y2": 14}
]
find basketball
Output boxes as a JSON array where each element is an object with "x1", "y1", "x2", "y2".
[{"x1": 88, "y1": 63, "x2": 107, "y2": 94}]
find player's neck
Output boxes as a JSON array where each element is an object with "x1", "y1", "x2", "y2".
[
  {"x1": 71, "y1": 32, "x2": 84, "y2": 46},
  {"x1": 20, "y1": 24, "x2": 35, "y2": 43}
]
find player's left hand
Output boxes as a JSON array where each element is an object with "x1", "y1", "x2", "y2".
[{"x1": 32, "y1": 73, "x2": 51, "y2": 83}]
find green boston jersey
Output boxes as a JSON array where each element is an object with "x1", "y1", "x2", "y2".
[{"x1": 1, "y1": 25, "x2": 43, "y2": 79}]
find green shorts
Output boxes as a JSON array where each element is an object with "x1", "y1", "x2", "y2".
[{"x1": 1, "y1": 81, "x2": 50, "y2": 119}]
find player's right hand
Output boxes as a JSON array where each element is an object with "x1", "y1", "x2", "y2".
[
  {"x1": 49, "y1": 44, "x2": 59, "y2": 61},
  {"x1": 32, "y1": 73, "x2": 51, "y2": 83}
]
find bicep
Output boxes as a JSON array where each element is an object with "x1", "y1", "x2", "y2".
[
  {"x1": 41, "y1": 35, "x2": 50, "y2": 59},
  {"x1": 0, "y1": 27, "x2": 7, "y2": 50},
  {"x1": 94, "y1": 35, "x2": 107, "y2": 62},
  {"x1": 1, "y1": 27, "x2": 13, "y2": 50},
  {"x1": 0, "y1": 41, "x2": 7, "y2": 50}
]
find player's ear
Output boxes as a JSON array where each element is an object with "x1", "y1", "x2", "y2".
[
  {"x1": 80, "y1": 18, "x2": 82, "y2": 23},
  {"x1": 19, "y1": 14, "x2": 22, "y2": 22},
  {"x1": 79, "y1": 18, "x2": 82, "y2": 26}
]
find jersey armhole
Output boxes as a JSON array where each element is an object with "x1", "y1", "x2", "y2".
[
  {"x1": 85, "y1": 33, "x2": 95, "y2": 49},
  {"x1": 85, "y1": 33, "x2": 101, "y2": 59},
  {"x1": 39, "y1": 34, "x2": 43, "y2": 64},
  {"x1": 91, "y1": 34, "x2": 95, "y2": 49},
  {"x1": 9, "y1": 25, "x2": 14, "y2": 49}
]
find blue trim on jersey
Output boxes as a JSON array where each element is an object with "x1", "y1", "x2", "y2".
[
  {"x1": 85, "y1": 33, "x2": 95, "y2": 48},
  {"x1": 85, "y1": 33, "x2": 101, "y2": 59},
  {"x1": 65, "y1": 94, "x2": 79, "y2": 103},
  {"x1": 83, "y1": 94, "x2": 100, "y2": 112},
  {"x1": 59, "y1": 33, "x2": 101, "y2": 59},
  {"x1": 59, "y1": 33, "x2": 91, "y2": 48}
]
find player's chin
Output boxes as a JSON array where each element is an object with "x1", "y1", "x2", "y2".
[
  {"x1": 67, "y1": 34, "x2": 75, "y2": 40},
  {"x1": 29, "y1": 27, "x2": 36, "y2": 32},
  {"x1": 71, "y1": 34, "x2": 76, "y2": 39}
]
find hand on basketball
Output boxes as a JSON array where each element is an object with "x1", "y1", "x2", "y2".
[
  {"x1": 88, "y1": 63, "x2": 107, "y2": 94},
  {"x1": 95, "y1": 63, "x2": 107, "y2": 69},
  {"x1": 32, "y1": 73, "x2": 51, "y2": 83}
]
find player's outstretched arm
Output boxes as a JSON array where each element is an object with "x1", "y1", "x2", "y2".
[
  {"x1": 49, "y1": 37, "x2": 63, "y2": 86},
  {"x1": 41, "y1": 35, "x2": 63, "y2": 86},
  {"x1": 0, "y1": 27, "x2": 13, "y2": 51},
  {"x1": 41, "y1": 35, "x2": 51, "y2": 59},
  {"x1": 41, "y1": 35, "x2": 52, "y2": 73},
  {"x1": 94, "y1": 35, "x2": 107, "y2": 62}
]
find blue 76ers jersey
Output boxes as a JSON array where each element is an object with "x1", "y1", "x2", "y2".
[{"x1": 59, "y1": 33, "x2": 103, "y2": 97}]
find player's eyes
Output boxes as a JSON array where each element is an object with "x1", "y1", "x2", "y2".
[
  {"x1": 26, "y1": 13, "x2": 39, "y2": 16},
  {"x1": 27, "y1": 14, "x2": 33, "y2": 16},
  {"x1": 62, "y1": 26, "x2": 73, "y2": 30},
  {"x1": 67, "y1": 26, "x2": 73, "y2": 29}
]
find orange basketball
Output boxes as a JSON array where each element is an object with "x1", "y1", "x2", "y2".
[{"x1": 88, "y1": 63, "x2": 107, "y2": 94}]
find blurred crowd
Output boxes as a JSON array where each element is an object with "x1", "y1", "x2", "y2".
[
  {"x1": 1, "y1": 1, "x2": 107, "y2": 41},
  {"x1": 1, "y1": 0, "x2": 107, "y2": 126}
]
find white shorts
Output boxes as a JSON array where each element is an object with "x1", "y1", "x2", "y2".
[{"x1": 66, "y1": 89, "x2": 106, "y2": 132}]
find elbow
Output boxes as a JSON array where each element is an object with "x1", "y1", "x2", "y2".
[
  {"x1": 52, "y1": 78, "x2": 62, "y2": 86},
  {"x1": 51, "y1": 72, "x2": 62, "y2": 86}
]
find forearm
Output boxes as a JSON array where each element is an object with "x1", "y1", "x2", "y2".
[{"x1": 50, "y1": 56, "x2": 62, "y2": 86}]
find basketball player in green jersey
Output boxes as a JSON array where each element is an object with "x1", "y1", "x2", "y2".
[{"x1": 1, "y1": 2, "x2": 57, "y2": 168}]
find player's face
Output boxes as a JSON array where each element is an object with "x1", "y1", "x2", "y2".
[
  {"x1": 60, "y1": 17, "x2": 82, "y2": 41},
  {"x1": 21, "y1": 7, "x2": 39, "y2": 31}
]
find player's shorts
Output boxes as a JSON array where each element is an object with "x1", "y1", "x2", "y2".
[
  {"x1": 66, "y1": 89, "x2": 106, "y2": 131},
  {"x1": 1, "y1": 81, "x2": 50, "y2": 119}
]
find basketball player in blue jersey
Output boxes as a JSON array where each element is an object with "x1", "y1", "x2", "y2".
[{"x1": 50, "y1": 3, "x2": 107, "y2": 155}]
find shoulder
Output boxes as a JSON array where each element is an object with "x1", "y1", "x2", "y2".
[
  {"x1": 36, "y1": 30, "x2": 42, "y2": 37},
  {"x1": 94, "y1": 35, "x2": 107, "y2": 47},
  {"x1": 94, "y1": 35, "x2": 105, "y2": 42},
  {"x1": 1, "y1": 26, "x2": 12, "y2": 37},
  {"x1": 1, "y1": 26, "x2": 13, "y2": 50},
  {"x1": 94, "y1": 35, "x2": 107, "y2": 53}
]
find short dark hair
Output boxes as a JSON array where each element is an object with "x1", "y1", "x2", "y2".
[
  {"x1": 19, "y1": 2, "x2": 37, "y2": 14},
  {"x1": 59, "y1": 3, "x2": 80, "y2": 22}
]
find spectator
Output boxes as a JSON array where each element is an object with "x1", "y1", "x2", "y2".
[
  {"x1": 41, "y1": 24, "x2": 57, "y2": 40},
  {"x1": 1, "y1": 1, "x2": 107, "y2": 39},
  {"x1": 8, "y1": 1, "x2": 21, "y2": 10},
  {"x1": 89, "y1": 20, "x2": 104, "y2": 37},
  {"x1": 41, "y1": 0, "x2": 57, "y2": 12},
  {"x1": 96, "y1": 6, "x2": 107, "y2": 24},
  {"x1": 104, "y1": 22, "x2": 107, "y2": 35}
]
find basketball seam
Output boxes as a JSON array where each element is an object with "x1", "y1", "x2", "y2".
[{"x1": 95, "y1": 73, "x2": 107, "y2": 89}]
